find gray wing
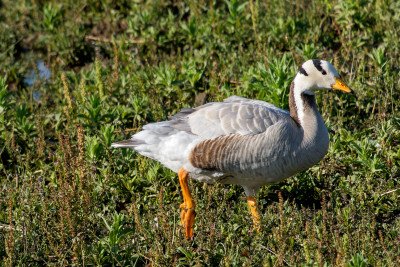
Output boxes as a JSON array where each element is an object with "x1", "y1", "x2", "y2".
[
  {"x1": 222, "y1": 95, "x2": 289, "y2": 113},
  {"x1": 186, "y1": 95, "x2": 291, "y2": 139}
]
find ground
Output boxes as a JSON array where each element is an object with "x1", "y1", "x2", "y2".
[{"x1": 0, "y1": 0, "x2": 399, "y2": 265}]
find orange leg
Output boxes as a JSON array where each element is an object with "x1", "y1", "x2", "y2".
[
  {"x1": 179, "y1": 168, "x2": 196, "y2": 239},
  {"x1": 247, "y1": 196, "x2": 260, "y2": 232}
]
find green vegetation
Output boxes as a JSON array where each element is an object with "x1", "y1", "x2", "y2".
[{"x1": 1, "y1": 0, "x2": 400, "y2": 265}]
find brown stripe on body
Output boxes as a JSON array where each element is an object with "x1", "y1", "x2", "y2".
[{"x1": 189, "y1": 134, "x2": 239, "y2": 171}]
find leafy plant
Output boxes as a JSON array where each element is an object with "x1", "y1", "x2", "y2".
[
  {"x1": 347, "y1": 253, "x2": 369, "y2": 267},
  {"x1": 350, "y1": 138, "x2": 384, "y2": 174},
  {"x1": 101, "y1": 124, "x2": 115, "y2": 147},
  {"x1": 14, "y1": 104, "x2": 36, "y2": 139},
  {"x1": 104, "y1": 213, "x2": 132, "y2": 248},
  {"x1": 42, "y1": 3, "x2": 63, "y2": 33},
  {"x1": 250, "y1": 54, "x2": 295, "y2": 109},
  {"x1": 368, "y1": 46, "x2": 388, "y2": 72},
  {"x1": 92, "y1": 213, "x2": 134, "y2": 265},
  {"x1": 181, "y1": 60, "x2": 207, "y2": 89},
  {"x1": 297, "y1": 43, "x2": 322, "y2": 60},
  {"x1": 78, "y1": 93, "x2": 114, "y2": 130},
  {"x1": 0, "y1": 76, "x2": 13, "y2": 114},
  {"x1": 225, "y1": 0, "x2": 249, "y2": 28},
  {"x1": 86, "y1": 135, "x2": 104, "y2": 161},
  {"x1": 128, "y1": 94, "x2": 151, "y2": 127}
]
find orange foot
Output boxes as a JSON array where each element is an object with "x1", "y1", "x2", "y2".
[
  {"x1": 247, "y1": 196, "x2": 260, "y2": 232},
  {"x1": 179, "y1": 168, "x2": 196, "y2": 239}
]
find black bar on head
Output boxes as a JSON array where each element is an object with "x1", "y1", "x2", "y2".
[
  {"x1": 312, "y1": 59, "x2": 327, "y2": 75},
  {"x1": 299, "y1": 66, "x2": 308, "y2": 76}
]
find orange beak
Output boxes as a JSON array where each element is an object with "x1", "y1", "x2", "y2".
[{"x1": 331, "y1": 77, "x2": 354, "y2": 94}]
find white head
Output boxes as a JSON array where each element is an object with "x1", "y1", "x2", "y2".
[
  {"x1": 294, "y1": 59, "x2": 353, "y2": 95},
  {"x1": 290, "y1": 59, "x2": 353, "y2": 125}
]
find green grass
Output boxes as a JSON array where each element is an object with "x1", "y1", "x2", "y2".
[{"x1": 1, "y1": 0, "x2": 400, "y2": 265}]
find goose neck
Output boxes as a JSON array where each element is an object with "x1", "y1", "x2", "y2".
[{"x1": 288, "y1": 80, "x2": 320, "y2": 128}]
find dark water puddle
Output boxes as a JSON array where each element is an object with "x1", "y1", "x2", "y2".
[
  {"x1": 24, "y1": 60, "x2": 51, "y2": 101},
  {"x1": 24, "y1": 60, "x2": 51, "y2": 86}
]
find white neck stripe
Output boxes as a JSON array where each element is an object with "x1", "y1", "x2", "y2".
[{"x1": 293, "y1": 76, "x2": 305, "y2": 125}]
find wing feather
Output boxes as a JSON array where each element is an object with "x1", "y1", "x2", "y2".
[{"x1": 187, "y1": 95, "x2": 292, "y2": 139}]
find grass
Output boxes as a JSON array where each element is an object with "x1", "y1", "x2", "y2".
[{"x1": 1, "y1": 0, "x2": 400, "y2": 265}]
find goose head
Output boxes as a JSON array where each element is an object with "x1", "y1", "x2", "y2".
[
  {"x1": 289, "y1": 59, "x2": 354, "y2": 126},
  {"x1": 294, "y1": 59, "x2": 354, "y2": 95}
]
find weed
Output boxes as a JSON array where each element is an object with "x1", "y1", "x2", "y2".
[{"x1": 0, "y1": 0, "x2": 400, "y2": 265}]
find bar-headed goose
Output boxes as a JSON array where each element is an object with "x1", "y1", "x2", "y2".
[{"x1": 112, "y1": 59, "x2": 353, "y2": 239}]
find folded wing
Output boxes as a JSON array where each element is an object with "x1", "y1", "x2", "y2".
[{"x1": 184, "y1": 95, "x2": 290, "y2": 139}]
